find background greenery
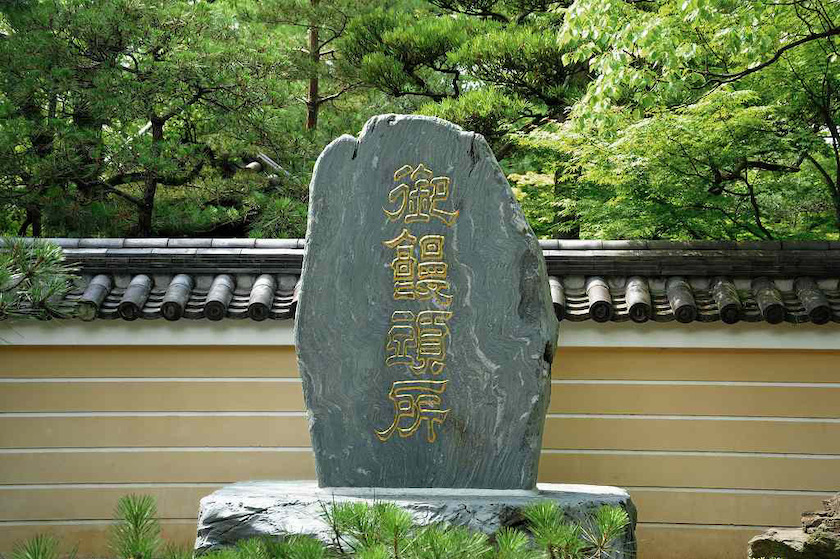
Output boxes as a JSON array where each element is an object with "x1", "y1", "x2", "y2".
[{"x1": 1, "y1": 0, "x2": 838, "y2": 240}]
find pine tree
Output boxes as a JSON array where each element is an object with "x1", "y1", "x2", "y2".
[{"x1": 0, "y1": 0, "x2": 294, "y2": 237}]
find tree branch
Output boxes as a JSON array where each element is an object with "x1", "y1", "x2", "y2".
[{"x1": 704, "y1": 26, "x2": 840, "y2": 84}]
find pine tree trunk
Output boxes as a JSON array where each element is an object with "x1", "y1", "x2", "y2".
[
  {"x1": 17, "y1": 206, "x2": 41, "y2": 237},
  {"x1": 72, "y1": 100, "x2": 104, "y2": 199},
  {"x1": 305, "y1": 0, "x2": 320, "y2": 130},
  {"x1": 139, "y1": 118, "x2": 164, "y2": 237}
]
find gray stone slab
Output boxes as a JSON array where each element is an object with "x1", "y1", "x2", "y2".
[
  {"x1": 79, "y1": 238, "x2": 124, "y2": 248},
  {"x1": 295, "y1": 114, "x2": 558, "y2": 489},
  {"x1": 254, "y1": 239, "x2": 299, "y2": 248},
  {"x1": 211, "y1": 239, "x2": 257, "y2": 248},
  {"x1": 124, "y1": 238, "x2": 170, "y2": 248},
  {"x1": 168, "y1": 238, "x2": 212, "y2": 248},
  {"x1": 195, "y1": 482, "x2": 636, "y2": 557}
]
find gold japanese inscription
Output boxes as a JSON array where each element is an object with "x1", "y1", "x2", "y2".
[
  {"x1": 378, "y1": 163, "x2": 457, "y2": 444},
  {"x1": 384, "y1": 310, "x2": 452, "y2": 375},
  {"x1": 383, "y1": 164, "x2": 459, "y2": 226},
  {"x1": 383, "y1": 229, "x2": 418, "y2": 300},
  {"x1": 383, "y1": 230, "x2": 451, "y2": 304},
  {"x1": 375, "y1": 380, "x2": 449, "y2": 443},
  {"x1": 385, "y1": 310, "x2": 420, "y2": 368}
]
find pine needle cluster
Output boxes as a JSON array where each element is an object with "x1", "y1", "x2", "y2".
[{"x1": 0, "y1": 239, "x2": 77, "y2": 321}]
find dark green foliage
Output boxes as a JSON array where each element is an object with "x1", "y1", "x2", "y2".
[{"x1": 0, "y1": 238, "x2": 77, "y2": 320}]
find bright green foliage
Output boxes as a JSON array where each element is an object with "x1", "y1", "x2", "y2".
[
  {"x1": 0, "y1": 238, "x2": 76, "y2": 320},
  {"x1": 9, "y1": 535, "x2": 75, "y2": 559},
  {"x1": 109, "y1": 495, "x2": 162, "y2": 559},
  {"x1": 419, "y1": 88, "x2": 527, "y2": 147},
  {"x1": 581, "y1": 505, "x2": 632, "y2": 558},
  {"x1": 408, "y1": 524, "x2": 494, "y2": 559},
  {"x1": 493, "y1": 528, "x2": 534, "y2": 559},
  {"x1": 316, "y1": 499, "x2": 629, "y2": 559},
  {"x1": 546, "y1": 0, "x2": 840, "y2": 239},
  {"x1": 523, "y1": 501, "x2": 585, "y2": 559},
  {"x1": 202, "y1": 536, "x2": 327, "y2": 559},
  {"x1": 523, "y1": 501, "x2": 630, "y2": 559},
  {"x1": 159, "y1": 544, "x2": 192, "y2": 559}
]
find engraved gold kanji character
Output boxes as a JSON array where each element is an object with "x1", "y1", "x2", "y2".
[
  {"x1": 383, "y1": 164, "x2": 459, "y2": 226},
  {"x1": 411, "y1": 310, "x2": 452, "y2": 376},
  {"x1": 383, "y1": 228, "x2": 417, "y2": 300},
  {"x1": 375, "y1": 380, "x2": 449, "y2": 443},
  {"x1": 385, "y1": 310, "x2": 420, "y2": 368},
  {"x1": 416, "y1": 234, "x2": 451, "y2": 305}
]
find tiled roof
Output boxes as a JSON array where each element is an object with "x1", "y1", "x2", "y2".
[{"x1": 18, "y1": 238, "x2": 840, "y2": 325}]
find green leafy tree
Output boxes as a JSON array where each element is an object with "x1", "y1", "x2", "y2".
[{"x1": 552, "y1": 0, "x2": 840, "y2": 239}]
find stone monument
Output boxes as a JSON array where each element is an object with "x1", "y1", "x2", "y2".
[
  {"x1": 296, "y1": 113, "x2": 557, "y2": 489},
  {"x1": 195, "y1": 115, "x2": 635, "y2": 554}
]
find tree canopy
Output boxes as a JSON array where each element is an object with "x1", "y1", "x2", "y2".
[{"x1": 1, "y1": 0, "x2": 838, "y2": 240}]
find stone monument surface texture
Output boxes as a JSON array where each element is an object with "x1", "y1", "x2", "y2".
[{"x1": 294, "y1": 113, "x2": 559, "y2": 489}]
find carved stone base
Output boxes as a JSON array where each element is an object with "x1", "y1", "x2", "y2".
[{"x1": 194, "y1": 481, "x2": 636, "y2": 557}]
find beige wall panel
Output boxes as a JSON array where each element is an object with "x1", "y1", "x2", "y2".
[
  {"x1": 543, "y1": 417, "x2": 840, "y2": 454},
  {"x1": 0, "y1": 520, "x2": 197, "y2": 556},
  {"x1": 5, "y1": 450, "x2": 837, "y2": 489},
  {"x1": 0, "y1": 346, "x2": 299, "y2": 378},
  {"x1": 553, "y1": 347, "x2": 840, "y2": 382},
  {"x1": 2, "y1": 484, "x2": 827, "y2": 528},
  {"x1": 636, "y1": 524, "x2": 763, "y2": 559},
  {"x1": 549, "y1": 384, "x2": 840, "y2": 418},
  {"x1": 631, "y1": 489, "x2": 831, "y2": 527},
  {"x1": 0, "y1": 382, "x2": 305, "y2": 412},
  {"x1": 0, "y1": 416, "x2": 312, "y2": 448},
  {"x1": 538, "y1": 453, "x2": 840, "y2": 491},
  {"x1": 0, "y1": 486, "x2": 218, "y2": 521},
  {"x1": 4, "y1": 346, "x2": 840, "y2": 383},
  {"x1": 0, "y1": 450, "x2": 316, "y2": 484}
]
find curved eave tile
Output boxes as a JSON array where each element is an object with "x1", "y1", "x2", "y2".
[{"x1": 58, "y1": 274, "x2": 301, "y2": 322}]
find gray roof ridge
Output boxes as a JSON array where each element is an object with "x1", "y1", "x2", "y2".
[
  {"x1": 12, "y1": 238, "x2": 306, "y2": 249},
  {"x1": 10, "y1": 237, "x2": 840, "y2": 251}
]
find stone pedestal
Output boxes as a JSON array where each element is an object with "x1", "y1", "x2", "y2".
[{"x1": 194, "y1": 481, "x2": 636, "y2": 557}]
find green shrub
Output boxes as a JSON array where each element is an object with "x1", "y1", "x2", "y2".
[
  {"x1": 109, "y1": 494, "x2": 162, "y2": 559},
  {"x1": 9, "y1": 535, "x2": 75, "y2": 559}
]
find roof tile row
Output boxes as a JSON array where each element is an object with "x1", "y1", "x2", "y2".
[{"x1": 12, "y1": 237, "x2": 840, "y2": 325}]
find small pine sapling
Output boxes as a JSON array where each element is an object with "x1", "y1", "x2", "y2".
[
  {"x1": 9, "y1": 535, "x2": 76, "y2": 559},
  {"x1": 109, "y1": 494, "x2": 162, "y2": 559},
  {"x1": 580, "y1": 505, "x2": 631, "y2": 559}
]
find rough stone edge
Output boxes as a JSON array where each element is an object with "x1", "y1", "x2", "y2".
[{"x1": 194, "y1": 482, "x2": 636, "y2": 556}]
